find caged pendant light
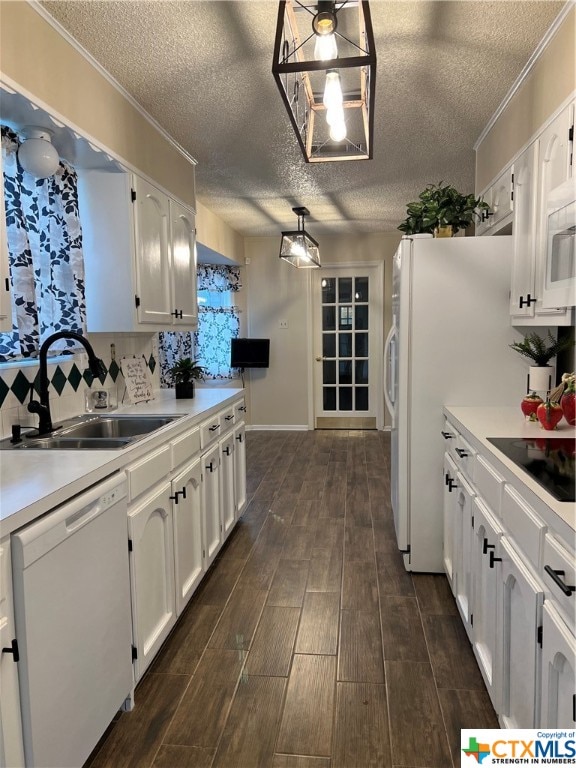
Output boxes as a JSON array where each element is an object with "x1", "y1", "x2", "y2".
[
  {"x1": 279, "y1": 207, "x2": 321, "y2": 268},
  {"x1": 272, "y1": 0, "x2": 376, "y2": 163}
]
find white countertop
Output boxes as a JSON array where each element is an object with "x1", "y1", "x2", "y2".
[
  {"x1": 444, "y1": 406, "x2": 575, "y2": 536},
  {"x1": 0, "y1": 388, "x2": 244, "y2": 537}
]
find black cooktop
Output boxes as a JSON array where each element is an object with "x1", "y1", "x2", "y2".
[{"x1": 487, "y1": 437, "x2": 575, "y2": 503}]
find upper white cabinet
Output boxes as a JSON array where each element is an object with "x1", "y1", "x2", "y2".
[
  {"x1": 476, "y1": 165, "x2": 514, "y2": 236},
  {"x1": 78, "y1": 170, "x2": 197, "y2": 332}
]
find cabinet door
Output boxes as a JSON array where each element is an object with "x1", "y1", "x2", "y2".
[
  {"x1": 510, "y1": 143, "x2": 539, "y2": 318},
  {"x1": 472, "y1": 496, "x2": 503, "y2": 712},
  {"x1": 443, "y1": 453, "x2": 458, "y2": 588},
  {"x1": 128, "y1": 482, "x2": 176, "y2": 682},
  {"x1": 534, "y1": 104, "x2": 573, "y2": 318},
  {"x1": 220, "y1": 434, "x2": 236, "y2": 539},
  {"x1": 170, "y1": 200, "x2": 198, "y2": 327},
  {"x1": 499, "y1": 538, "x2": 544, "y2": 729},
  {"x1": 453, "y1": 473, "x2": 475, "y2": 641},
  {"x1": 490, "y1": 167, "x2": 514, "y2": 228},
  {"x1": 172, "y1": 459, "x2": 204, "y2": 616},
  {"x1": 202, "y1": 444, "x2": 222, "y2": 567},
  {"x1": 540, "y1": 601, "x2": 576, "y2": 728},
  {"x1": 133, "y1": 175, "x2": 172, "y2": 325},
  {"x1": 234, "y1": 423, "x2": 247, "y2": 515}
]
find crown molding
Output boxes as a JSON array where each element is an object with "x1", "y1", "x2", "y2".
[
  {"x1": 474, "y1": 0, "x2": 575, "y2": 150},
  {"x1": 28, "y1": 0, "x2": 197, "y2": 167}
]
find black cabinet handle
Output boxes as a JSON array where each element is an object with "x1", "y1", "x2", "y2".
[
  {"x1": 483, "y1": 538, "x2": 495, "y2": 555},
  {"x1": 236, "y1": 433, "x2": 243, "y2": 443},
  {"x1": 448, "y1": 478, "x2": 458, "y2": 492},
  {"x1": 445, "y1": 472, "x2": 450, "y2": 486},
  {"x1": 180, "y1": 486, "x2": 187, "y2": 500},
  {"x1": 455, "y1": 448, "x2": 469, "y2": 458},
  {"x1": 225, "y1": 415, "x2": 234, "y2": 421},
  {"x1": 2, "y1": 639, "x2": 19, "y2": 663},
  {"x1": 208, "y1": 424, "x2": 219, "y2": 432},
  {"x1": 441, "y1": 431, "x2": 454, "y2": 439},
  {"x1": 519, "y1": 294, "x2": 537, "y2": 309},
  {"x1": 171, "y1": 309, "x2": 183, "y2": 319},
  {"x1": 206, "y1": 461, "x2": 215, "y2": 472},
  {"x1": 169, "y1": 491, "x2": 181, "y2": 503},
  {"x1": 489, "y1": 551, "x2": 502, "y2": 569},
  {"x1": 238, "y1": 405, "x2": 246, "y2": 412},
  {"x1": 544, "y1": 565, "x2": 575, "y2": 596},
  {"x1": 223, "y1": 446, "x2": 231, "y2": 456}
]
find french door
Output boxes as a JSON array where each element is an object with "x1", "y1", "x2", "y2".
[{"x1": 312, "y1": 265, "x2": 382, "y2": 429}]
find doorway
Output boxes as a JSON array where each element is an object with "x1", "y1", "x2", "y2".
[{"x1": 311, "y1": 264, "x2": 383, "y2": 429}]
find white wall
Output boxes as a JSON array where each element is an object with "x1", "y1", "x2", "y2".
[{"x1": 243, "y1": 233, "x2": 401, "y2": 429}]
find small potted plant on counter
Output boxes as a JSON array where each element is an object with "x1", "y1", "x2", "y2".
[
  {"x1": 509, "y1": 331, "x2": 575, "y2": 394},
  {"x1": 168, "y1": 358, "x2": 205, "y2": 399},
  {"x1": 397, "y1": 182, "x2": 489, "y2": 237}
]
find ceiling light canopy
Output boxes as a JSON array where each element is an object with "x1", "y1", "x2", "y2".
[
  {"x1": 272, "y1": 0, "x2": 376, "y2": 163},
  {"x1": 17, "y1": 128, "x2": 60, "y2": 178},
  {"x1": 279, "y1": 206, "x2": 321, "y2": 269}
]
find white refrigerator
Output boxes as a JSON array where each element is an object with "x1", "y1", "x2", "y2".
[{"x1": 384, "y1": 234, "x2": 526, "y2": 572}]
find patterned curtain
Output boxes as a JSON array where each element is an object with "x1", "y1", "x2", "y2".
[
  {"x1": 0, "y1": 125, "x2": 86, "y2": 361},
  {"x1": 158, "y1": 263, "x2": 241, "y2": 385}
]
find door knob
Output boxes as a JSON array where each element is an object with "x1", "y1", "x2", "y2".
[{"x1": 315, "y1": 356, "x2": 327, "y2": 362}]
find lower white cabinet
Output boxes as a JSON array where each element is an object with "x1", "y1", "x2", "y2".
[
  {"x1": 234, "y1": 423, "x2": 247, "y2": 514},
  {"x1": 472, "y1": 497, "x2": 503, "y2": 712},
  {"x1": 220, "y1": 433, "x2": 236, "y2": 539},
  {"x1": 540, "y1": 601, "x2": 576, "y2": 728},
  {"x1": 202, "y1": 443, "x2": 222, "y2": 568},
  {"x1": 453, "y1": 473, "x2": 475, "y2": 641},
  {"x1": 128, "y1": 481, "x2": 176, "y2": 682},
  {"x1": 442, "y1": 453, "x2": 458, "y2": 587},
  {"x1": 172, "y1": 458, "x2": 204, "y2": 617},
  {"x1": 498, "y1": 537, "x2": 544, "y2": 728}
]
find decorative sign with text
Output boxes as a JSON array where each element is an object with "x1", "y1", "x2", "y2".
[{"x1": 120, "y1": 356, "x2": 154, "y2": 404}]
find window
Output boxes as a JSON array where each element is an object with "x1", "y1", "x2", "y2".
[
  {"x1": 0, "y1": 125, "x2": 86, "y2": 362},
  {"x1": 158, "y1": 263, "x2": 241, "y2": 385}
]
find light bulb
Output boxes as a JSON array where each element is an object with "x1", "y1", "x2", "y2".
[
  {"x1": 329, "y1": 120, "x2": 347, "y2": 142},
  {"x1": 314, "y1": 33, "x2": 337, "y2": 61},
  {"x1": 326, "y1": 104, "x2": 345, "y2": 127},
  {"x1": 17, "y1": 130, "x2": 59, "y2": 178},
  {"x1": 323, "y1": 70, "x2": 343, "y2": 111}
]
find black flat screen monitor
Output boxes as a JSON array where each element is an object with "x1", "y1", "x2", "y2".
[{"x1": 231, "y1": 338, "x2": 270, "y2": 369}]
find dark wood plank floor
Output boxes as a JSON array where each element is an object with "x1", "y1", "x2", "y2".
[{"x1": 85, "y1": 430, "x2": 498, "y2": 768}]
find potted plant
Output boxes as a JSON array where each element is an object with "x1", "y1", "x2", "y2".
[
  {"x1": 397, "y1": 182, "x2": 490, "y2": 237},
  {"x1": 509, "y1": 332, "x2": 575, "y2": 393},
  {"x1": 168, "y1": 358, "x2": 205, "y2": 399}
]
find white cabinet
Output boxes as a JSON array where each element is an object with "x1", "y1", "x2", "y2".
[
  {"x1": 540, "y1": 601, "x2": 576, "y2": 728},
  {"x1": 0, "y1": 160, "x2": 12, "y2": 332},
  {"x1": 220, "y1": 433, "x2": 236, "y2": 540},
  {"x1": 442, "y1": 453, "x2": 458, "y2": 587},
  {"x1": 202, "y1": 443, "x2": 222, "y2": 567},
  {"x1": 234, "y1": 423, "x2": 247, "y2": 515},
  {"x1": 78, "y1": 169, "x2": 197, "y2": 332},
  {"x1": 452, "y1": 473, "x2": 475, "y2": 642},
  {"x1": 0, "y1": 536, "x2": 25, "y2": 768},
  {"x1": 498, "y1": 538, "x2": 544, "y2": 728},
  {"x1": 477, "y1": 165, "x2": 514, "y2": 236},
  {"x1": 128, "y1": 481, "x2": 176, "y2": 682},
  {"x1": 510, "y1": 142, "x2": 539, "y2": 319},
  {"x1": 472, "y1": 497, "x2": 503, "y2": 712},
  {"x1": 172, "y1": 458, "x2": 204, "y2": 617}
]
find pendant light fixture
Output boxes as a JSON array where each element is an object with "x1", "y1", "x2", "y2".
[
  {"x1": 272, "y1": 0, "x2": 376, "y2": 163},
  {"x1": 17, "y1": 128, "x2": 60, "y2": 178},
  {"x1": 279, "y1": 207, "x2": 321, "y2": 269}
]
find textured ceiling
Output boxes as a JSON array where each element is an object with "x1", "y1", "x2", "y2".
[{"x1": 41, "y1": 0, "x2": 564, "y2": 237}]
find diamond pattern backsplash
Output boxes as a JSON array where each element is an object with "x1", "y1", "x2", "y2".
[{"x1": 0, "y1": 354, "x2": 158, "y2": 409}]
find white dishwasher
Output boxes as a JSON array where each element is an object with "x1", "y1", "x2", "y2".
[{"x1": 11, "y1": 472, "x2": 133, "y2": 768}]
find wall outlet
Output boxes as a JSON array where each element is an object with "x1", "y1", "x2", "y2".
[{"x1": 279, "y1": 320, "x2": 288, "y2": 329}]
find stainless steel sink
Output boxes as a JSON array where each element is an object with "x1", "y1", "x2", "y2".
[{"x1": 0, "y1": 413, "x2": 182, "y2": 450}]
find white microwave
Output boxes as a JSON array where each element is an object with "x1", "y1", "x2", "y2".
[{"x1": 542, "y1": 178, "x2": 576, "y2": 308}]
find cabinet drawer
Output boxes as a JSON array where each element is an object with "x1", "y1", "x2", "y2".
[
  {"x1": 454, "y1": 434, "x2": 476, "y2": 482},
  {"x1": 220, "y1": 407, "x2": 235, "y2": 431},
  {"x1": 501, "y1": 485, "x2": 546, "y2": 570},
  {"x1": 126, "y1": 444, "x2": 171, "y2": 500},
  {"x1": 542, "y1": 534, "x2": 576, "y2": 629},
  {"x1": 234, "y1": 400, "x2": 247, "y2": 420},
  {"x1": 441, "y1": 419, "x2": 459, "y2": 456},
  {"x1": 474, "y1": 454, "x2": 505, "y2": 516},
  {"x1": 200, "y1": 414, "x2": 222, "y2": 448},
  {"x1": 171, "y1": 427, "x2": 201, "y2": 470}
]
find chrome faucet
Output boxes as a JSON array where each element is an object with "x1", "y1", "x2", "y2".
[{"x1": 28, "y1": 331, "x2": 106, "y2": 436}]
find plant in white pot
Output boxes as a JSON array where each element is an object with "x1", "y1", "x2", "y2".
[
  {"x1": 168, "y1": 358, "x2": 205, "y2": 399},
  {"x1": 509, "y1": 332, "x2": 575, "y2": 393}
]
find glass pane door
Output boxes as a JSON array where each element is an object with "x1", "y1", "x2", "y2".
[{"x1": 313, "y1": 267, "x2": 380, "y2": 428}]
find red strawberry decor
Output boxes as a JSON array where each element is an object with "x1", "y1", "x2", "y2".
[
  {"x1": 537, "y1": 399, "x2": 564, "y2": 431},
  {"x1": 521, "y1": 392, "x2": 543, "y2": 420},
  {"x1": 560, "y1": 375, "x2": 576, "y2": 426}
]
